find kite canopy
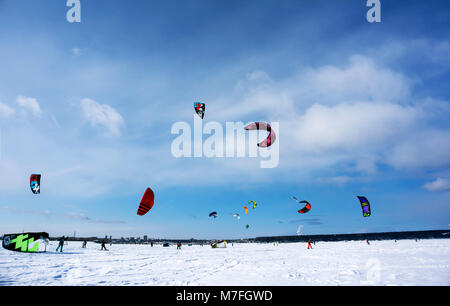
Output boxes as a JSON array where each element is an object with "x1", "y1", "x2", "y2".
[
  {"x1": 244, "y1": 122, "x2": 276, "y2": 148},
  {"x1": 298, "y1": 201, "x2": 311, "y2": 214},
  {"x1": 209, "y1": 211, "x2": 218, "y2": 218},
  {"x1": 233, "y1": 213, "x2": 240, "y2": 220},
  {"x1": 194, "y1": 102, "x2": 205, "y2": 119},
  {"x1": 242, "y1": 206, "x2": 249, "y2": 214},
  {"x1": 30, "y1": 174, "x2": 41, "y2": 194},
  {"x1": 2, "y1": 232, "x2": 49, "y2": 253},
  {"x1": 137, "y1": 188, "x2": 155, "y2": 216},
  {"x1": 357, "y1": 196, "x2": 371, "y2": 217},
  {"x1": 249, "y1": 200, "x2": 257, "y2": 209},
  {"x1": 290, "y1": 196, "x2": 311, "y2": 214},
  {"x1": 245, "y1": 224, "x2": 249, "y2": 229},
  {"x1": 211, "y1": 240, "x2": 227, "y2": 248}
]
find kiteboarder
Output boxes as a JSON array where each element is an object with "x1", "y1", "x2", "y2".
[
  {"x1": 366, "y1": 239, "x2": 370, "y2": 245},
  {"x1": 177, "y1": 242, "x2": 182, "y2": 250},
  {"x1": 101, "y1": 239, "x2": 108, "y2": 251},
  {"x1": 151, "y1": 241, "x2": 154, "y2": 247},
  {"x1": 307, "y1": 238, "x2": 313, "y2": 249},
  {"x1": 82, "y1": 240, "x2": 87, "y2": 248},
  {"x1": 56, "y1": 236, "x2": 65, "y2": 252}
]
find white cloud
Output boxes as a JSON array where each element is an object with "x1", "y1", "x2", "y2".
[
  {"x1": 317, "y1": 175, "x2": 352, "y2": 186},
  {"x1": 80, "y1": 98, "x2": 124, "y2": 137},
  {"x1": 387, "y1": 130, "x2": 450, "y2": 170},
  {"x1": 1, "y1": 53, "x2": 448, "y2": 196},
  {"x1": 16, "y1": 96, "x2": 42, "y2": 117},
  {"x1": 202, "y1": 55, "x2": 450, "y2": 181},
  {"x1": 71, "y1": 47, "x2": 83, "y2": 56},
  {"x1": 298, "y1": 55, "x2": 412, "y2": 104},
  {"x1": 423, "y1": 178, "x2": 450, "y2": 192},
  {"x1": 375, "y1": 39, "x2": 450, "y2": 68},
  {"x1": 293, "y1": 102, "x2": 421, "y2": 152},
  {"x1": 246, "y1": 70, "x2": 271, "y2": 82},
  {"x1": 0, "y1": 102, "x2": 15, "y2": 117}
]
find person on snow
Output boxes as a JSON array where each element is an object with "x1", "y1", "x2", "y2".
[
  {"x1": 307, "y1": 238, "x2": 313, "y2": 249},
  {"x1": 56, "y1": 236, "x2": 65, "y2": 252},
  {"x1": 101, "y1": 239, "x2": 108, "y2": 251},
  {"x1": 366, "y1": 239, "x2": 370, "y2": 245},
  {"x1": 82, "y1": 240, "x2": 87, "y2": 248},
  {"x1": 177, "y1": 242, "x2": 182, "y2": 250}
]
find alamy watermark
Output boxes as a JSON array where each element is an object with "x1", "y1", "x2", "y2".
[
  {"x1": 66, "y1": 0, "x2": 81, "y2": 23},
  {"x1": 366, "y1": 0, "x2": 381, "y2": 23},
  {"x1": 65, "y1": 1, "x2": 380, "y2": 25},
  {"x1": 171, "y1": 116, "x2": 279, "y2": 168}
]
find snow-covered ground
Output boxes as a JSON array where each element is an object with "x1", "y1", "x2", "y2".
[{"x1": 0, "y1": 239, "x2": 449, "y2": 286}]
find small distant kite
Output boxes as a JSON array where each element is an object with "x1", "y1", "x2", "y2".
[
  {"x1": 30, "y1": 174, "x2": 41, "y2": 194},
  {"x1": 242, "y1": 206, "x2": 249, "y2": 214},
  {"x1": 298, "y1": 201, "x2": 311, "y2": 214},
  {"x1": 244, "y1": 122, "x2": 276, "y2": 148},
  {"x1": 290, "y1": 196, "x2": 311, "y2": 214},
  {"x1": 137, "y1": 188, "x2": 155, "y2": 216},
  {"x1": 194, "y1": 102, "x2": 205, "y2": 119},
  {"x1": 357, "y1": 196, "x2": 371, "y2": 217},
  {"x1": 245, "y1": 224, "x2": 249, "y2": 229},
  {"x1": 233, "y1": 213, "x2": 240, "y2": 220},
  {"x1": 209, "y1": 211, "x2": 218, "y2": 218},
  {"x1": 249, "y1": 200, "x2": 257, "y2": 209}
]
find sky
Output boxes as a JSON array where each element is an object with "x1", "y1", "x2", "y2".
[{"x1": 0, "y1": 0, "x2": 449, "y2": 239}]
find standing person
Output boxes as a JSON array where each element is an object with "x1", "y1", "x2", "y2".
[
  {"x1": 177, "y1": 242, "x2": 182, "y2": 250},
  {"x1": 307, "y1": 238, "x2": 313, "y2": 249},
  {"x1": 366, "y1": 239, "x2": 370, "y2": 245},
  {"x1": 56, "y1": 236, "x2": 65, "y2": 252},
  {"x1": 82, "y1": 240, "x2": 87, "y2": 248},
  {"x1": 101, "y1": 239, "x2": 108, "y2": 251},
  {"x1": 150, "y1": 241, "x2": 154, "y2": 247}
]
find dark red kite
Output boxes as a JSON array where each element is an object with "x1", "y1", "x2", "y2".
[{"x1": 137, "y1": 188, "x2": 155, "y2": 216}]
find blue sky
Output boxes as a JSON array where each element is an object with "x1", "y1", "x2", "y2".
[{"x1": 0, "y1": 0, "x2": 449, "y2": 239}]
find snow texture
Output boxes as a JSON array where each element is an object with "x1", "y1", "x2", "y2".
[{"x1": 0, "y1": 239, "x2": 449, "y2": 286}]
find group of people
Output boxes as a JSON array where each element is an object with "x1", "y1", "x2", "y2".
[
  {"x1": 54, "y1": 237, "x2": 375, "y2": 253},
  {"x1": 55, "y1": 237, "x2": 110, "y2": 252}
]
